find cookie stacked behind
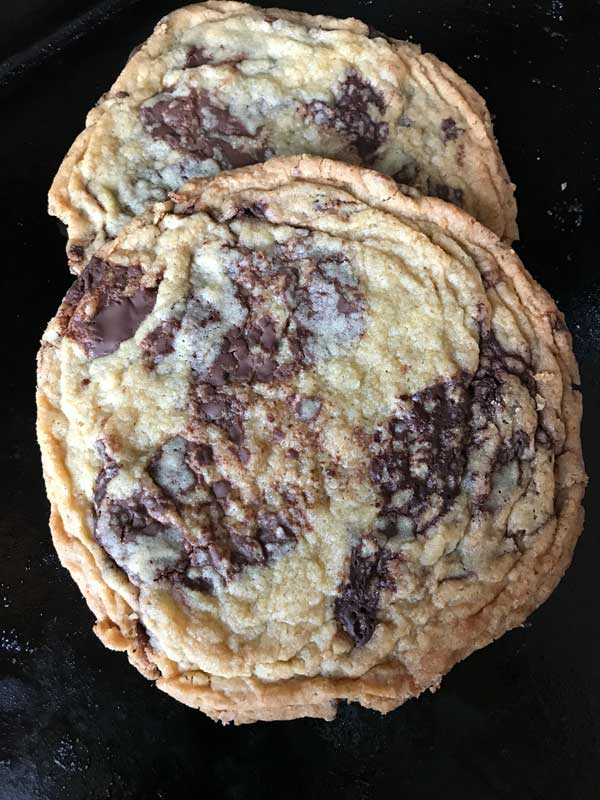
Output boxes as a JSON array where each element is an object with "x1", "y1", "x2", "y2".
[
  {"x1": 38, "y1": 156, "x2": 585, "y2": 724},
  {"x1": 48, "y1": 0, "x2": 517, "y2": 272}
]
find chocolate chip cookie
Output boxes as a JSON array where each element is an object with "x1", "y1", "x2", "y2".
[
  {"x1": 37, "y1": 156, "x2": 584, "y2": 724},
  {"x1": 49, "y1": 1, "x2": 517, "y2": 272}
]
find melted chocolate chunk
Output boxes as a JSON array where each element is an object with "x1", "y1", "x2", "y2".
[
  {"x1": 141, "y1": 318, "x2": 181, "y2": 369},
  {"x1": 369, "y1": 328, "x2": 539, "y2": 541},
  {"x1": 187, "y1": 442, "x2": 214, "y2": 471},
  {"x1": 467, "y1": 331, "x2": 538, "y2": 507},
  {"x1": 305, "y1": 71, "x2": 388, "y2": 160},
  {"x1": 97, "y1": 443, "x2": 302, "y2": 590},
  {"x1": 440, "y1": 117, "x2": 464, "y2": 143},
  {"x1": 229, "y1": 533, "x2": 264, "y2": 567},
  {"x1": 95, "y1": 491, "x2": 187, "y2": 584},
  {"x1": 200, "y1": 399, "x2": 226, "y2": 420},
  {"x1": 140, "y1": 88, "x2": 268, "y2": 169},
  {"x1": 205, "y1": 318, "x2": 281, "y2": 386},
  {"x1": 238, "y1": 447, "x2": 251, "y2": 465},
  {"x1": 192, "y1": 383, "x2": 246, "y2": 445},
  {"x1": 61, "y1": 257, "x2": 158, "y2": 359},
  {"x1": 334, "y1": 543, "x2": 394, "y2": 647},
  {"x1": 477, "y1": 331, "x2": 538, "y2": 493},
  {"x1": 472, "y1": 331, "x2": 536, "y2": 415},
  {"x1": 184, "y1": 505, "x2": 298, "y2": 587},
  {"x1": 187, "y1": 243, "x2": 365, "y2": 422},
  {"x1": 106, "y1": 494, "x2": 172, "y2": 542},
  {"x1": 336, "y1": 330, "x2": 540, "y2": 644},
  {"x1": 370, "y1": 378, "x2": 470, "y2": 538},
  {"x1": 237, "y1": 200, "x2": 269, "y2": 220}
]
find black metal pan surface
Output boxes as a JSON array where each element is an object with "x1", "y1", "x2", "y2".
[{"x1": 0, "y1": 1, "x2": 598, "y2": 797}]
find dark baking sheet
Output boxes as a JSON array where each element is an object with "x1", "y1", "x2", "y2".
[{"x1": 1, "y1": 1, "x2": 598, "y2": 798}]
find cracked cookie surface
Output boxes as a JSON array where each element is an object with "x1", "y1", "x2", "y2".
[
  {"x1": 48, "y1": 0, "x2": 517, "y2": 271},
  {"x1": 38, "y1": 156, "x2": 584, "y2": 724}
]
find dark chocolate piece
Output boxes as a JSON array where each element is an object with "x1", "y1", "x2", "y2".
[
  {"x1": 304, "y1": 71, "x2": 388, "y2": 160},
  {"x1": 94, "y1": 491, "x2": 187, "y2": 585},
  {"x1": 141, "y1": 318, "x2": 181, "y2": 369},
  {"x1": 370, "y1": 378, "x2": 470, "y2": 537},
  {"x1": 212, "y1": 480, "x2": 231, "y2": 499},
  {"x1": 62, "y1": 257, "x2": 159, "y2": 359},
  {"x1": 440, "y1": 117, "x2": 464, "y2": 143},
  {"x1": 334, "y1": 544, "x2": 394, "y2": 647},
  {"x1": 140, "y1": 88, "x2": 269, "y2": 169}
]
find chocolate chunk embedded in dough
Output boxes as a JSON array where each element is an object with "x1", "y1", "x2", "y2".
[
  {"x1": 304, "y1": 71, "x2": 388, "y2": 160},
  {"x1": 141, "y1": 318, "x2": 181, "y2": 369},
  {"x1": 140, "y1": 88, "x2": 269, "y2": 169},
  {"x1": 370, "y1": 377, "x2": 470, "y2": 538},
  {"x1": 334, "y1": 543, "x2": 394, "y2": 647},
  {"x1": 62, "y1": 257, "x2": 158, "y2": 359}
]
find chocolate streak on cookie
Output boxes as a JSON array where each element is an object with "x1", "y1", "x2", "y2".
[
  {"x1": 370, "y1": 378, "x2": 470, "y2": 539},
  {"x1": 94, "y1": 489, "x2": 189, "y2": 584},
  {"x1": 370, "y1": 330, "x2": 539, "y2": 541},
  {"x1": 304, "y1": 70, "x2": 389, "y2": 161},
  {"x1": 185, "y1": 46, "x2": 213, "y2": 67},
  {"x1": 140, "y1": 88, "x2": 270, "y2": 169},
  {"x1": 337, "y1": 330, "x2": 543, "y2": 647},
  {"x1": 60, "y1": 257, "x2": 159, "y2": 359},
  {"x1": 94, "y1": 440, "x2": 294, "y2": 591},
  {"x1": 137, "y1": 434, "x2": 297, "y2": 588}
]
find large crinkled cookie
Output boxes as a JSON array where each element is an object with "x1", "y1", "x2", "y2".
[
  {"x1": 37, "y1": 156, "x2": 584, "y2": 724},
  {"x1": 49, "y1": 0, "x2": 517, "y2": 272}
]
